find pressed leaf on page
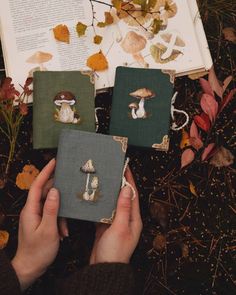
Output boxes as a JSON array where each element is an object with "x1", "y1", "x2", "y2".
[
  {"x1": 53, "y1": 24, "x2": 70, "y2": 43},
  {"x1": 94, "y1": 35, "x2": 103, "y2": 44},
  {"x1": 86, "y1": 51, "x2": 108, "y2": 71},
  {"x1": 76, "y1": 22, "x2": 87, "y2": 37}
]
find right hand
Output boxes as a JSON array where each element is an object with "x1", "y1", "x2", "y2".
[{"x1": 90, "y1": 167, "x2": 142, "y2": 264}]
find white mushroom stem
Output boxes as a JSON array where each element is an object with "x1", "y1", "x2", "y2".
[
  {"x1": 85, "y1": 173, "x2": 90, "y2": 193},
  {"x1": 131, "y1": 108, "x2": 138, "y2": 119},
  {"x1": 136, "y1": 98, "x2": 146, "y2": 118},
  {"x1": 161, "y1": 31, "x2": 178, "y2": 59}
]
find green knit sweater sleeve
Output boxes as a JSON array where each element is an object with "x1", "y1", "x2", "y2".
[
  {"x1": 57, "y1": 263, "x2": 135, "y2": 295},
  {"x1": 0, "y1": 250, "x2": 21, "y2": 295}
]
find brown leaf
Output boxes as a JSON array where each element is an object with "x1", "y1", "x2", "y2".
[
  {"x1": 180, "y1": 129, "x2": 190, "y2": 149},
  {"x1": 209, "y1": 146, "x2": 234, "y2": 167},
  {"x1": 105, "y1": 12, "x2": 114, "y2": 25},
  {"x1": 0, "y1": 231, "x2": 9, "y2": 250},
  {"x1": 219, "y1": 89, "x2": 236, "y2": 113},
  {"x1": 76, "y1": 22, "x2": 87, "y2": 37},
  {"x1": 86, "y1": 51, "x2": 108, "y2": 71},
  {"x1": 222, "y1": 27, "x2": 236, "y2": 44},
  {"x1": 199, "y1": 78, "x2": 214, "y2": 97},
  {"x1": 153, "y1": 234, "x2": 166, "y2": 251},
  {"x1": 189, "y1": 181, "x2": 198, "y2": 197},
  {"x1": 94, "y1": 35, "x2": 103, "y2": 44},
  {"x1": 53, "y1": 24, "x2": 70, "y2": 43},
  {"x1": 208, "y1": 67, "x2": 223, "y2": 98},
  {"x1": 181, "y1": 149, "x2": 195, "y2": 168},
  {"x1": 16, "y1": 164, "x2": 40, "y2": 190}
]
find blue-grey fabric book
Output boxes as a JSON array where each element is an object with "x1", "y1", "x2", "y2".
[
  {"x1": 54, "y1": 129, "x2": 128, "y2": 223},
  {"x1": 109, "y1": 67, "x2": 173, "y2": 150}
]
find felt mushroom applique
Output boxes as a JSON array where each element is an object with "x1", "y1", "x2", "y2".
[
  {"x1": 26, "y1": 51, "x2": 53, "y2": 76},
  {"x1": 80, "y1": 159, "x2": 96, "y2": 201},
  {"x1": 129, "y1": 88, "x2": 155, "y2": 119},
  {"x1": 121, "y1": 31, "x2": 148, "y2": 67},
  {"x1": 54, "y1": 91, "x2": 80, "y2": 124}
]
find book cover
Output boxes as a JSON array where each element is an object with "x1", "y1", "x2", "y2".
[
  {"x1": 109, "y1": 67, "x2": 173, "y2": 150},
  {"x1": 33, "y1": 71, "x2": 95, "y2": 149},
  {"x1": 54, "y1": 129, "x2": 128, "y2": 223}
]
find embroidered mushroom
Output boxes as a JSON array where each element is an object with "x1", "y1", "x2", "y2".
[
  {"x1": 80, "y1": 160, "x2": 96, "y2": 201},
  {"x1": 26, "y1": 51, "x2": 52, "y2": 71},
  {"x1": 54, "y1": 91, "x2": 80, "y2": 124},
  {"x1": 121, "y1": 31, "x2": 148, "y2": 67},
  {"x1": 128, "y1": 102, "x2": 138, "y2": 119},
  {"x1": 90, "y1": 176, "x2": 99, "y2": 201},
  {"x1": 129, "y1": 88, "x2": 155, "y2": 119}
]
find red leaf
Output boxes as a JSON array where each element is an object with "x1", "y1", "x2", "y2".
[
  {"x1": 189, "y1": 137, "x2": 203, "y2": 151},
  {"x1": 200, "y1": 93, "x2": 218, "y2": 122},
  {"x1": 190, "y1": 121, "x2": 199, "y2": 138},
  {"x1": 199, "y1": 78, "x2": 214, "y2": 97},
  {"x1": 208, "y1": 67, "x2": 223, "y2": 98},
  {"x1": 181, "y1": 149, "x2": 195, "y2": 168},
  {"x1": 194, "y1": 113, "x2": 211, "y2": 132},
  {"x1": 219, "y1": 88, "x2": 236, "y2": 113},
  {"x1": 201, "y1": 143, "x2": 215, "y2": 161},
  {"x1": 223, "y1": 76, "x2": 232, "y2": 93}
]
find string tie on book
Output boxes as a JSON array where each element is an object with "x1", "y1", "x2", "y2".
[
  {"x1": 170, "y1": 91, "x2": 189, "y2": 131},
  {"x1": 121, "y1": 158, "x2": 136, "y2": 200}
]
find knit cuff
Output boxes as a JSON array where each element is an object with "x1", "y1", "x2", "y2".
[
  {"x1": 59, "y1": 263, "x2": 135, "y2": 295},
  {"x1": 0, "y1": 250, "x2": 21, "y2": 295}
]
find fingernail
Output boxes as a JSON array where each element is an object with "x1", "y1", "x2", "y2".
[
  {"x1": 122, "y1": 186, "x2": 132, "y2": 198},
  {"x1": 48, "y1": 188, "x2": 58, "y2": 200}
]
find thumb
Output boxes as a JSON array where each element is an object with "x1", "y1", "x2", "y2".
[
  {"x1": 41, "y1": 188, "x2": 59, "y2": 230},
  {"x1": 113, "y1": 186, "x2": 132, "y2": 229}
]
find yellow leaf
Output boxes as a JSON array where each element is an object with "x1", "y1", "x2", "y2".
[
  {"x1": 53, "y1": 24, "x2": 70, "y2": 43},
  {"x1": 112, "y1": 0, "x2": 123, "y2": 11},
  {"x1": 16, "y1": 164, "x2": 40, "y2": 190},
  {"x1": 97, "y1": 22, "x2": 106, "y2": 28},
  {"x1": 0, "y1": 230, "x2": 9, "y2": 250},
  {"x1": 189, "y1": 181, "x2": 197, "y2": 197},
  {"x1": 86, "y1": 51, "x2": 108, "y2": 71},
  {"x1": 180, "y1": 129, "x2": 190, "y2": 149},
  {"x1": 76, "y1": 22, "x2": 87, "y2": 37},
  {"x1": 94, "y1": 35, "x2": 103, "y2": 44},
  {"x1": 105, "y1": 12, "x2": 114, "y2": 25}
]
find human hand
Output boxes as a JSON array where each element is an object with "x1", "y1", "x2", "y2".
[
  {"x1": 11, "y1": 159, "x2": 66, "y2": 291},
  {"x1": 90, "y1": 167, "x2": 142, "y2": 264}
]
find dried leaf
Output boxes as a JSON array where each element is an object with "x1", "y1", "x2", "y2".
[
  {"x1": 53, "y1": 24, "x2": 70, "y2": 43},
  {"x1": 16, "y1": 164, "x2": 40, "y2": 190},
  {"x1": 199, "y1": 78, "x2": 214, "y2": 97},
  {"x1": 181, "y1": 149, "x2": 195, "y2": 168},
  {"x1": 151, "y1": 19, "x2": 163, "y2": 34},
  {"x1": 153, "y1": 234, "x2": 166, "y2": 251},
  {"x1": 223, "y1": 76, "x2": 233, "y2": 92},
  {"x1": 76, "y1": 22, "x2": 87, "y2": 37},
  {"x1": 150, "y1": 43, "x2": 182, "y2": 64},
  {"x1": 112, "y1": 0, "x2": 123, "y2": 11},
  {"x1": 209, "y1": 146, "x2": 234, "y2": 167},
  {"x1": 190, "y1": 121, "x2": 199, "y2": 139},
  {"x1": 222, "y1": 27, "x2": 236, "y2": 44},
  {"x1": 201, "y1": 143, "x2": 215, "y2": 161},
  {"x1": 97, "y1": 22, "x2": 107, "y2": 28},
  {"x1": 94, "y1": 35, "x2": 103, "y2": 44},
  {"x1": 86, "y1": 51, "x2": 108, "y2": 71},
  {"x1": 219, "y1": 88, "x2": 236, "y2": 113},
  {"x1": 0, "y1": 230, "x2": 9, "y2": 250},
  {"x1": 189, "y1": 181, "x2": 198, "y2": 197},
  {"x1": 188, "y1": 71, "x2": 208, "y2": 80},
  {"x1": 208, "y1": 67, "x2": 223, "y2": 98},
  {"x1": 194, "y1": 113, "x2": 211, "y2": 132},
  {"x1": 200, "y1": 93, "x2": 218, "y2": 123},
  {"x1": 189, "y1": 137, "x2": 203, "y2": 151},
  {"x1": 180, "y1": 129, "x2": 190, "y2": 149},
  {"x1": 105, "y1": 12, "x2": 114, "y2": 25}
]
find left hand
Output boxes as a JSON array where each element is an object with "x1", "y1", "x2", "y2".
[{"x1": 11, "y1": 159, "x2": 65, "y2": 291}]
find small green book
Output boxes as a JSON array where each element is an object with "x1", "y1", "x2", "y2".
[
  {"x1": 54, "y1": 129, "x2": 128, "y2": 223},
  {"x1": 109, "y1": 67, "x2": 173, "y2": 150},
  {"x1": 33, "y1": 71, "x2": 95, "y2": 149}
]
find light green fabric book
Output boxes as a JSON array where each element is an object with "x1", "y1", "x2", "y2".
[
  {"x1": 33, "y1": 71, "x2": 95, "y2": 149},
  {"x1": 54, "y1": 129, "x2": 128, "y2": 223},
  {"x1": 109, "y1": 67, "x2": 173, "y2": 150}
]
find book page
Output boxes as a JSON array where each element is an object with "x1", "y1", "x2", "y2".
[{"x1": 0, "y1": 0, "x2": 103, "y2": 99}]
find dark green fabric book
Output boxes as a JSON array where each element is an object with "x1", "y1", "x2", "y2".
[
  {"x1": 54, "y1": 129, "x2": 128, "y2": 223},
  {"x1": 109, "y1": 67, "x2": 173, "y2": 150},
  {"x1": 33, "y1": 71, "x2": 95, "y2": 149}
]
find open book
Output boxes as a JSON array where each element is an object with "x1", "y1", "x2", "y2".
[{"x1": 0, "y1": 0, "x2": 212, "y2": 97}]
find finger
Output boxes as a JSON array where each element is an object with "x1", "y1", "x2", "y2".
[
  {"x1": 42, "y1": 177, "x2": 54, "y2": 200},
  {"x1": 125, "y1": 167, "x2": 142, "y2": 230},
  {"x1": 112, "y1": 186, "x2": 132, "y2": 229},
  {"x1": 90, "y1": 223, "x2": 109, "y2": 264},
  {"x1": 40, "y1": 188, "x2": 59, "y2": 231},
  {"x1": 25, "y1": 158, "x2": 56, "y2": 213},
  {"x1": 58, "y1": 217, "x2": 69, "y2": 239}
]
